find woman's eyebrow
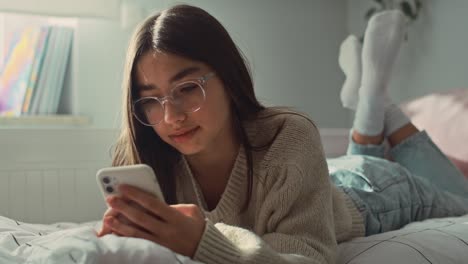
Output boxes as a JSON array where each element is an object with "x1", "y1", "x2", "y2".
[
  {"x1": 135, "y1": 66, "x2": 201, "y2": 92},
  {"x1": 135, "y1": 83, "x2": 157, "y2": 92},
  {"x1": 169, "y1": 66, "x2": 201, "y2": 83}
]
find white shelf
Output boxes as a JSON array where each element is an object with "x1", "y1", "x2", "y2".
[
  {"x1": 0, "y1": 0, "x2": 120, "y2": 19},
  {"x1": 0, "y1": 115, "x2": 91, "y2": 128}
]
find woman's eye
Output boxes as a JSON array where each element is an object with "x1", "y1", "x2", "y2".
[
  {"x1": 178, "y1": 84, "x2": 198, "y2": 94},
  {"x1": 142, "y1": 102, "x2": 154, "y2": 111}
]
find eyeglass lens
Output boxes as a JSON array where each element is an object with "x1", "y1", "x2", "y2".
[{"x1": 134, "y1": 81, "x2": 205, "y2": 125}]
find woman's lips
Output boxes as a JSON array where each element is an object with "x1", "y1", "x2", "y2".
[{"x1": 169, "y1": 127, "x2": 199, "y2": 143}]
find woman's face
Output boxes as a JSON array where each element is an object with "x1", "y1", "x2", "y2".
[{"x1": 133, "y1": 52, "x2": 235, "y2": 157}]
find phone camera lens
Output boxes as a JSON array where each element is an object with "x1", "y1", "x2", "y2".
[
  {"x1": 106, "y1": 186, "x2": 114, "y2": 193},
  {"x1": 102, "y1": 176, "x2": 110, "y2": 184}
]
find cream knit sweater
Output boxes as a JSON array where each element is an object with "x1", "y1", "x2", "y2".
[{"x1": 175, "y1": 108, "x2": 365, "y2": 264}]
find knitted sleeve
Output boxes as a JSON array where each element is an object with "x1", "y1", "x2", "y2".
[{"x1": 193, "y1": 116, "x2": 336, "y2": 264}]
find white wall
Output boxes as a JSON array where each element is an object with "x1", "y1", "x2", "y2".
[
  {"x1": 72, "y1": 18, "x2": 129, "y2": 128},
  {"x1": 347, "y1": 0, "x2": 468, "y2": 102},
  {"x1": 74, "y1": 0, "x2": 349, "y2": 129},
  {"x1": 9, "y1": 1, "x2": 468, "y2": 129}
]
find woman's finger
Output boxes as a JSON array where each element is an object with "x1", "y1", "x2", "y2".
[
  {"x1": 119, "y1": 185, "x2": 176, "y2": 222},
  {"x1": 97, "y1": 216, "x2": 115, "y2": 237},
  {"x1": 170, "y1": 204, "x2": 204, "y2": 219},
  {"x1": 108, "y1": 196, "x2": 166, "y2": 235},
  {"x1": 97, "y1": 207, "x2": 120, "y2": 237},
  {"x1": 105, "y1": 216, "x2": 158, "y2": 242},
  {"x1": 104, "y1": 205, "x2": 120, "y2": 217}
]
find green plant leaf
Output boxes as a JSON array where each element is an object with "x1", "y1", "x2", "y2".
[
  {"x1": 400, "y1": 1, "x2": 416, "y2": 20},
  {"x1": 415, "y1": 0, "x2": 422, "y2": 10},
  {"x1": 378, "y1": 0, "x2": 387, "y2": 9},
  {"x1": 413, "y1": 0, "x2": 422, "y2": 19},
  {"x1": 373, "y1": 0, "x2": 383, "y2": 6},
  {"x1": 365, "y1": 7, "x2": 377, "y2": 21}
]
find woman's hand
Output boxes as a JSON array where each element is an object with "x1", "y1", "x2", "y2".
[
  {"x1": 98, "y1": 184, "x2": 206, "y2": 258},
  {"x1": 96, "y1": 207, "x2": 118, "y2": 237},
  {"x1": 96, "y1": 204, "x2": 136, "y2": 237}
]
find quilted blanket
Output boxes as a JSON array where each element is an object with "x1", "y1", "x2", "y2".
[
  {"x1": 0, "y1": 216, "x2": 200, "y2": 264},
  {"x1": 338, "y1": 214, "x2": 468, "y2": 264},
  {"x1": 2, "y1": 214, "x2": 468, "y2": 263}
]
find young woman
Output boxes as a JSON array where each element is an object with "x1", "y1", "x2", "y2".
[{"x1": 96, "y1": 5, "x2": 468, "y2": 263}]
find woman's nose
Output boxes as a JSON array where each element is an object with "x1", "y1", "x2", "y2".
[{"x1": 162, "y1": 100, "x2": 186, "y2": 125}]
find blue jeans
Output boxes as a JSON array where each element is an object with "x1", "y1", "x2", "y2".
[{"x1": 327, "y1": 131, "x2": 468, "y2": 236}]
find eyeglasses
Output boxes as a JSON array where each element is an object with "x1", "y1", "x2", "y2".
[{"x1": 133, "y1": 72, "x2": 215, "y2": 126}]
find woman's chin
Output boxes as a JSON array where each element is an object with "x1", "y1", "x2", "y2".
[{"x1": 175, "y1": 144, "x2": 203, "y2": 156}]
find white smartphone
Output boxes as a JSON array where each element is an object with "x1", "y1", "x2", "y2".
[{"x1": 96, "y1": 164, "x2": 165, "y2": 203}]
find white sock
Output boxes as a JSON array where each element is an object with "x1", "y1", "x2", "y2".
[
  {"x1": 353, "y1": 10, "x2": 406, "y2": 136},
  {"x1": 384, "y1": 103, "x2": 411, "y2": 137},
  {"x1": 339, "y1": 35, "x2": 362, "y2": 110}
]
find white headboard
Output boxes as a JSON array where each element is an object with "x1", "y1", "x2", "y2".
[{"x1": 0, "y1": 127, "x2": 348, "y2": 224}]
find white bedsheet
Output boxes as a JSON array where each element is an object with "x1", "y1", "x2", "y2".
[
  {"x1": 3, "y1": 214, "x2": 468, "y2": 263},
  {"x1": 338, "y1": 214, "x2": 468, "y2": 264},
  {"x1": 0, "y1": 216, "x2": 201, "y2": 264}
]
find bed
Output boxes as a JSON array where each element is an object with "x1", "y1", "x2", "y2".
[
  {"x1": 1, "y1": 213, "x2": 467, "y2": 263},
  {"x1": 0, "y1": 90, "x2": 467, "y2": 263},
  {"x1": 338, "y1": 215, "x2": 468, "y2": 264}
]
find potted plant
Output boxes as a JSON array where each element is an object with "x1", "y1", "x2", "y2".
[{"x1": 362, "y1": 0, "x2": 423, "y2": 41}]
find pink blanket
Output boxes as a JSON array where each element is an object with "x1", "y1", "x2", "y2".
[{"x1": 402, "y1": 89, "x2": 468, "y2": 178}]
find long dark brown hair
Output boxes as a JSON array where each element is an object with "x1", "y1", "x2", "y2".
[{"x1": 112, "y1": 4, "x2": 265, "y2": 208}]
